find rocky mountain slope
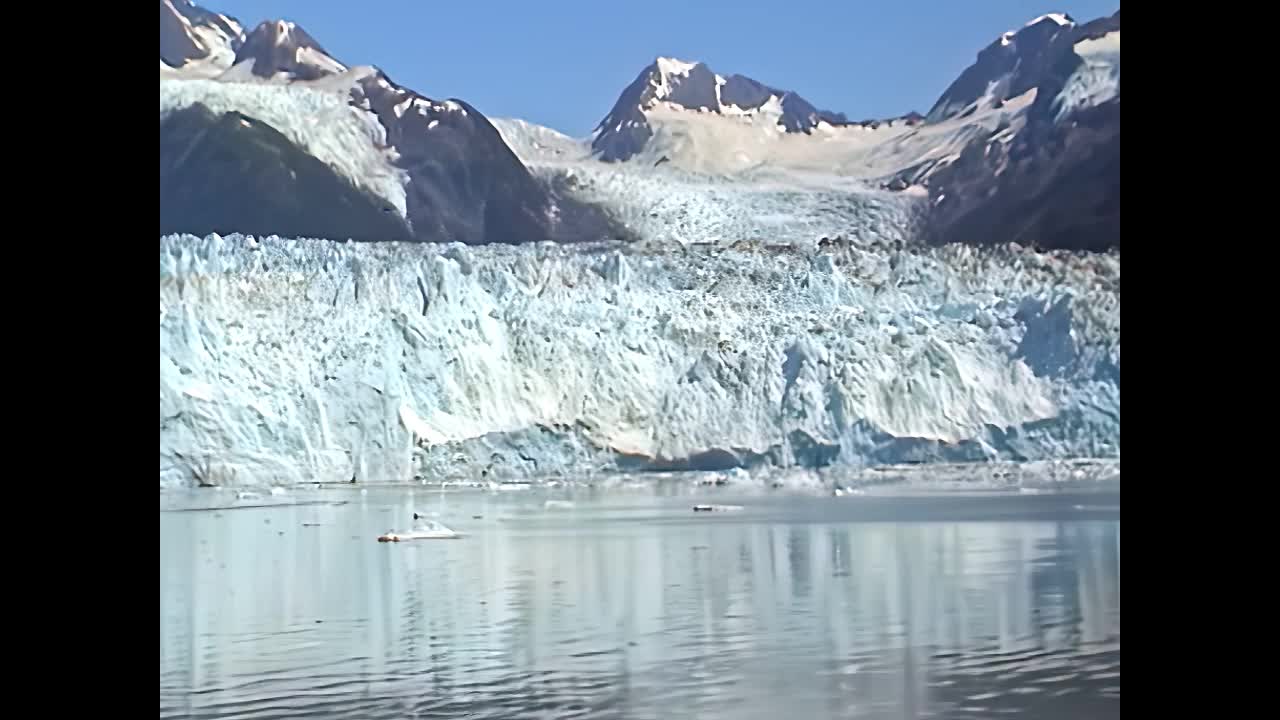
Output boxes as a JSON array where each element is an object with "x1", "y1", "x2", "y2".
[
  {"x1": 925, "y1": 13, "x2": 1077, "y2": 123},
  {"x1": 915, "y1": 11, "x2": 1120, "y2": 251},
  {"x1": 160, "y1": 0, "x2": 243, "y2": 74}
]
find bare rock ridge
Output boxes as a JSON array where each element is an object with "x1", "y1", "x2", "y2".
[
  {"x1": 233, "y1": 18, "x2": 345, "y2": 81},
  {"x1": 592, "y1": 57, "x2": 923, "y2": 162},
  {"x1": 160, "y1": 6, "x2": 621, "y2": 245},
  {"x1": 160, "y1": 0, "x2": 244, "y2": 71}
]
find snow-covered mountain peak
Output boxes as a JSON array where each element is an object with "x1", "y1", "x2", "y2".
[
  {"x1": 592, "y1": 57, "x2": 867, "y2": 163},
  {"x1": 233, "y1": 18, "x2": 347, "y2": 81},
  {"x1": 654, "y1": 56, "x2": 700, "y2": 79},
  {"x1": 925, "y1": 10, "x2": 1080, "y2": 122},
  {"x1": 159, "y1": 0, "x2": 245, "y2": 72},
  {"x1": 1025, "y1": 13, "x2": 1075, "y2": 28},
  {"x1": 643, "y1": 56, "x2": 712, "y2": 104}
]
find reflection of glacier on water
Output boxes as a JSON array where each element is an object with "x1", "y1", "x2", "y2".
[{"x1": 160, "y1": 493, "x2": 1119, "y2": 719}]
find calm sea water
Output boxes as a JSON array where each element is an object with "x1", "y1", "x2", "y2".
[{"x1": 160, "y1": 488, "x2": 1119, "y2": 720}]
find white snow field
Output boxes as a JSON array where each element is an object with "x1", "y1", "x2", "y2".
[{"x1": 160, "y1": 231, "x2": 1119, "y2": 489}]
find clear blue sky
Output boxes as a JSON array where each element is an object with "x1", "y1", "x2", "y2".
[{"x1": 210, "y1": 0, "x2": 1119, "y2": 137}]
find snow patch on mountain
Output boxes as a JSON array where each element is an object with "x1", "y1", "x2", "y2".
[
  {"x1": 652, "y1": 56, "x2": 700, "y2": 99},
  {"x1": 1026, "y1": 13, "x2": 1074, "y2": 28},
  {"x1": 1054, "y1": 31, "x2": 1120, "y2": 121},
  {"x1": 490, "y1": 118, "x2": 592, "y2": 164}
]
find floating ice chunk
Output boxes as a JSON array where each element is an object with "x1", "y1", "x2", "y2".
[{"x1": 378, "y1": 520, "x2": 460, "y2": 542}]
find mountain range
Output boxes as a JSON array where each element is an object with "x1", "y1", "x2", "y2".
[{"x1": 159, "y1": 0, "x2": 1119, "y2": 251}]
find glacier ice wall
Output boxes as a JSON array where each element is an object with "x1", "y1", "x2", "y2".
[{"x1": 160, "y1": 233, "x2": 1118, "y2": 488}]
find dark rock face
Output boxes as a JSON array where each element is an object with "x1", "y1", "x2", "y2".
[
  {"x1": 591, "y1": 61, "x2": 675, "y2": 163},
  {"x1": 663, "y1": 64, "x2": 723, "y2": 110},
  {"x1": 160, "y1": 1, "x2": 205, "y2": 66},
  {"x1": 160, "y1": 7, "x2": 622, "y2": 245},
  {"x1": 592, "y1": 59, "x2": 883, "y2": 162},
  {"x1": 715, "y1": 73, "x2": 843, "y2": 128},
  {"x1": 160, "y1": 104, "x2": 412, "y2": 242},
  {"x1": 929, "y1": 101, "x2": 1119, "y2": 252},
  {"x1": 920, "y1": 11, "x2": 1120, "y2": 252},
  {"x1": 720, "y1": 74, "x2": 773, "y2": 110},
  {"x1": 352, "y1": 71, "x2": 573, "y2": 245}
]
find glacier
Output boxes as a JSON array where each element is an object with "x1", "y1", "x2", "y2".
[
  {"x1": 160, "y1": 53, "x2": 1118, "y2": 490},
  {"x1": 160, "y1": 226, "x2": 1118, "y2": 489},
  {"x1": 490, "y1": 117, "x2": 930, "y2": 248}
]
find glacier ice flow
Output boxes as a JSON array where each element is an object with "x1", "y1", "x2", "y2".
[
  {"x1": 160, "y1": 231, "x2": 1119, "y2": 489},
  {"x1": 491, "y1": 116, "x2": 929, "y2": 249}
]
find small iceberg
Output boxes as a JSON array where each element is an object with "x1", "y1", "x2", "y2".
[
  {"x1": 378, "y1": 516, "x2": 461, "y2": 542},
  {"x1": 489, "y1": 481, "x2": 532, "y2": 492}
]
